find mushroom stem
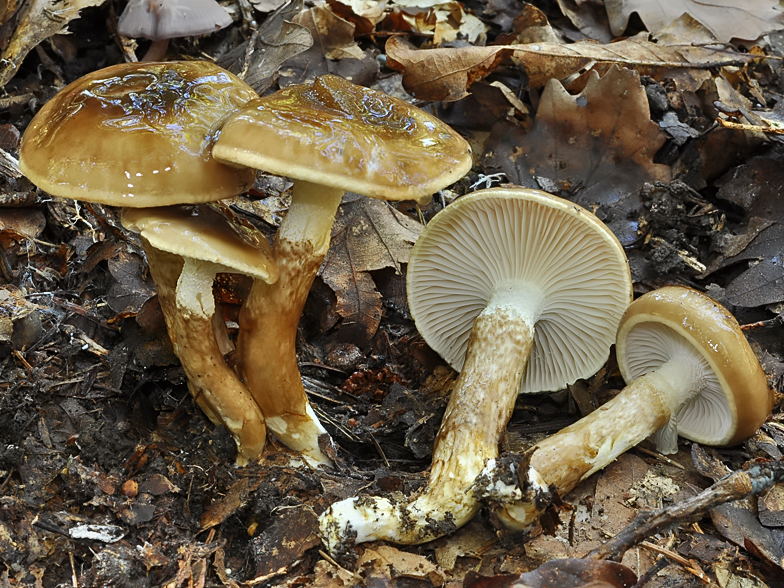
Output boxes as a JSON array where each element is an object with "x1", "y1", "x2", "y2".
[
  {"x1": 236, "y1": 181, "x2": 344, "y2": 466},
  {"x1": 320, "y1": 303, "x2": 534, "y2": 551},
  {"x1": 141, "y1": 39, "x2": 169, "y2": 62},
  {"x1": 479, "y1": 356, "x2": 705, "y2": 530},
  {"x1": 143, "y1": 241, "x2": 268, "y2": 466}
]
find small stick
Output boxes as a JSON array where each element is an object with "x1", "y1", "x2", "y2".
[
  {"x1": 639, "y1": 541, "x2": 708, "y2": 583},
  {"x1": 586, "y1": 460, "x2": 784, "y2": 561}
]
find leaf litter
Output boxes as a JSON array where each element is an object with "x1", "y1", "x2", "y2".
[{"x1": 1, "y1": 0, "x2": 784, "y2": 586}]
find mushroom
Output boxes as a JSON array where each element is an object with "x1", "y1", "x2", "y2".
[
  {"x1": 476, "y1": 286, "x2": 774, "y2": 530},
  {"x1": 122, "y1": 204, "x2": 278, "y2": 465},
  {"x1": 212, "y1": 74, "x2": 473, "y2": 465},
  {"x1": 118, "y1": 0, "x2": 232, "y2": 61},
  {"x1": 19, "y1": 61, "x2": 271, "y2": 463},
  {"x1": 19, "y1": 61, "x2": 257, "y2": 208},
  {"x1": 319, "y1": 187, "x2": 633, "y2": 552}
]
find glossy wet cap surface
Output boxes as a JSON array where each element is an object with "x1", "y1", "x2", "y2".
[
  {"x1": 20, "y1": 61, "x2": 257, "y2": 207},
  {"x1": 213, "y1": 74, "x2": 473, "y2": 200}
]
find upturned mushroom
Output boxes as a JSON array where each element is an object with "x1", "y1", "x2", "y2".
[
  {"x1": 19, "y1": 61, "x2": 271, "y2": 463},
  {"x1": 319, "y1": 187, "x2": 633, "y2": 553},
  {"x1": 476, "y1": 286, "x2": 774, "y2": 530},
  {"x1": 122, "y1": 205, "x2": 277, "y2": 465},
  {"x1": 118, "y1": 0, "x2": 232, "y2": 61},
  {"x1": 212, "y1": 74, "x2": 473, "y2": 465}
]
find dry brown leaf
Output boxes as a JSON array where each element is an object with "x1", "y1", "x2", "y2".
[
  {"x1": 280, "y1": 3, "x2": 378, "y2": 86},
  {"x1": 605, "y1": 0, "x2": 784, "y2": 43},
  {"x1": 327, "y1": 0, "x2": 387, "y2": 35},
  {"x1": 217, "y1": 0, "x2": 312, "y2": 94},
  {"x1": 556, "y1": 0, "x2": 613, "y2": 44},
  {"x1": 106, "y1": 250, "x2": 157, "y2": 314},
  {"x1": 485, "y1": 65, "x2": 671, "y2": 245},
  {"x1": 358, "y1": 544, "x2": 445, "y2": 585},
  {"x1": 385, "y1": 36, "x2": 513, "y2": 101},
  {"x1": 199, "y1": 477, "x2": 259, "y2": 530},
  {"x1": 385, "y1": 33, "x2": 756, "y2": 101},
  {"x1": 320, "y1": 196, "x2": 422, "y2": 345},
  {"x1": 294, "y1": 4, "x2": 364, "y2": 61},
  {"x1": 0, "y1": 0, "x2": 105, "y2": 86}
]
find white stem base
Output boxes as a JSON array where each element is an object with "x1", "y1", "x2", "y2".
[{"x1": 320, "y1": 304, "x2": 534, "y2": 553}]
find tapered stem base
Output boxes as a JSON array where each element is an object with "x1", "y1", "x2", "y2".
[
  {"x1": 237, "y1": 181, "x2": 344, "y2": 465},
  {"x1": 320, "y1": 305, "x2": 534, "y2": 552}
]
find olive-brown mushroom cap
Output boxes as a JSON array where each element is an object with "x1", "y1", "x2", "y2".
[
  {"x1": 19, "y1": 61, "x2": 257, "y2": 207},
  {"x1": 212, "y1": 74, "x2": 473, "y2": 201},
  {"x1": 616, "y1": 286, "x2": 773, "y2": 447},
  {"x1": 121, "y1": 205, "x2": 278, "y2": 283}
]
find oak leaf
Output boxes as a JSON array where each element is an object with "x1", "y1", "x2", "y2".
[
  {"x1": 605, "y1": 0, "x2": 784, "y2": 43},
  {"x1": 484, "y1": 65, "x2": 671, "y2": 245},
  {"x1": 320, "y1": 196, "x2": 422, "y2": 345},
  {"x1": 385, "y1": 33, "x2": 756, "y2": 101}
]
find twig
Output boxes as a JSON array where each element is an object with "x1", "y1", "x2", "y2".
[
  {"x1": 631, "y1": 556, "x2": 669, "y2": 588},
  {"x1": 635, "y1": 446, "x2": 686, "y2": 470},
  {"x1": 639, "y1": 541, "x2": 708, "y2": 583},
  {"x1": 586, "y1": 459, "x2": 784, "y2": 561}
]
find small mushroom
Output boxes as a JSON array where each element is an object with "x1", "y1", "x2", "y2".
[
  {"x1": 118, "y1": 0, "x2": 232, "y2": 61},
  {"x1": 319, "y1": 187, "x2": 632, "y2": 551},
  {"x1": 19, "y1": 61, "x2": 269, "y2": 463},
  {"x1": 122, "y1": 205, "x2": 277, "y2": 465},
  {"x1": 478, "y1": 286, "x2": 774, "y2": 530},
  {"x1": 212, "y1": 74, "x2": 473, "y2": 465}
]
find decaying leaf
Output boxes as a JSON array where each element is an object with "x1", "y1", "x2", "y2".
[
  {"x1": 485, "y1": 65, "x2": 671, "y2": 245},
  {"x1": 200, "y1": 477, "x2": 260, "y2": 530},
  {"x1": 250, "y1": 507, "x2": 321, "y2": 577},
  {"x1": 710, "y1": 156, "x2": 784, "y2": 307},
  {"x1": 320, "y1": 196, "x2": 422, "y2": 344},
  {"x1": 295, "y1": 4, "x2": 363, "y2": 61},
  {"x1": 218, "y1": 0, "x2": 313, "y2": 94},
  {"x1": 556, "y1": 0, "x2": 613, "y2": 44},
  {"x1": 328, "y1": 0, "x2": 388, "y2": 34},
  {"x1": 605, "y1": 0, "x2": 784, "y2": 43},
  {"x1": 106, "y1": 250, "x2": 156, "y2": 315},
  {"x1": 0, "y1": 0, "x2": 105, "y2": 86},
  {"x1": 693, "y1": 445, "x2": 784, "y2": 571},
  {"x1": 278, "y1": 3, "x2": 378, "y2": 86},
  {"x1": 385, "y1": 33, "x2": 756, "y2": 101},
  {"x1": 465, "y1": 558, "x2": 637, "y2": 588},
  {"x1": 359, "y1": 544, "x2": 445, "y2": 586}
]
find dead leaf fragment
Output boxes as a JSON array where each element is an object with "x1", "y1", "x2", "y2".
[
  {"x1": 200, "y1": 477, "x2": 260, "y2": 530},
  {"x1": 0, "y1": 0, "x2": 105, "y2": 86},
  {"x1": 218, "y1": 0, "x2": 313, "y2": 94},
  {"x1": 386, "y1": 36, "x2": 512, "y2": 101},
  {"x1": 294, "y1": 5, "x2": 363, "y2": 61},
  {"x1": 485, "y1": 65, "x2": 671, "y2": 245},
  {"x1": 605, "y1": 0, "x2": 784, "y2": 43},
  {"x1": 250, "y1": 507, "x2": 320, "y2": 576},
  {"x1": 320, "y1": 196, "x2": 422, "y2": 344},
  {"x1": 358, "y1": 544, "x2": 445, "y2": 586},
  {"x1": 385, "y1": 33, "x2": 756, "y2": 101}
]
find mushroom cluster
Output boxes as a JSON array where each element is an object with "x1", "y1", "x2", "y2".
[
  {"x1": 320, "y1": 187, "x2": 633, "y2": 552},
  {"x1": 476, "y1": 285, "x2": 774, "y2": 530},
  {"x1": 19, "y1": 60, "x2": 270, "y2": 463},
  {"x1": 20, "y1": 63, "x2": 474, "y2": 467},
  {"x1": 212, "y1": 74, "x2": 473, "y2": 465}
]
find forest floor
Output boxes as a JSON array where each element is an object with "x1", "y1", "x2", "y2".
[{"x1": 1, "y1": 0, "x2": 784, "y2": 586}]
